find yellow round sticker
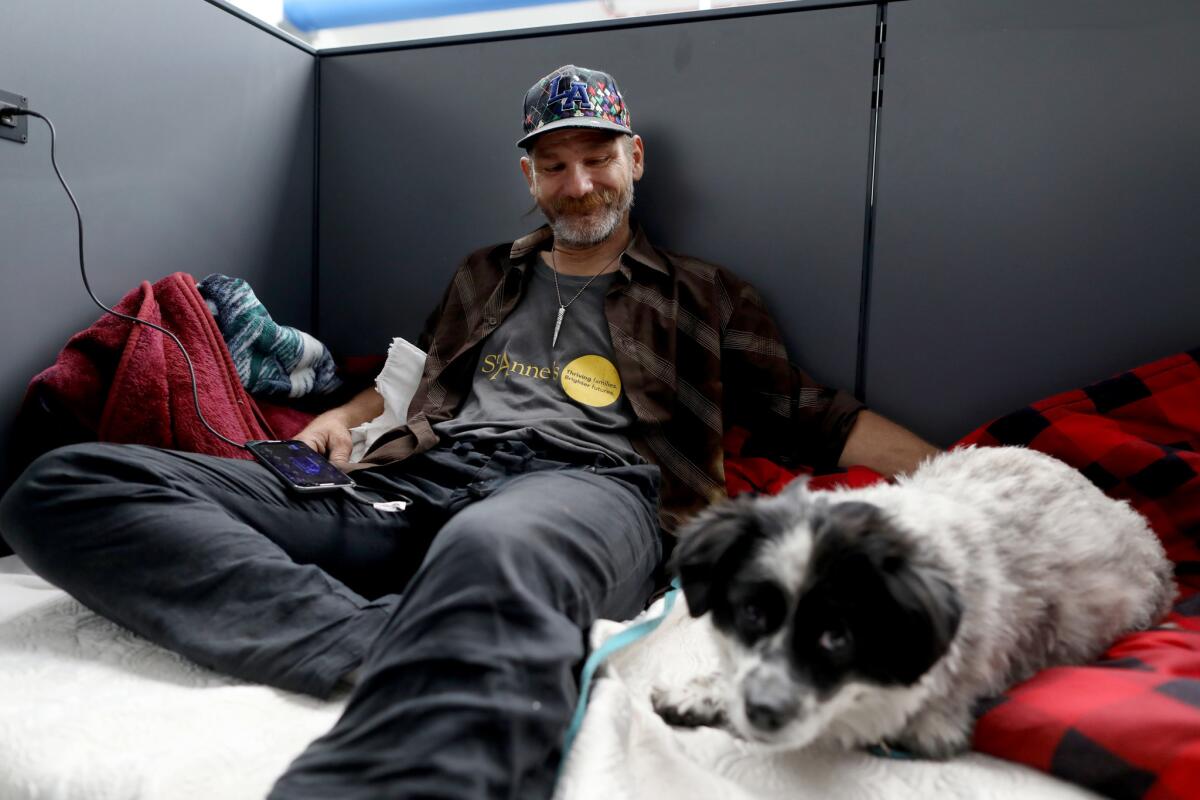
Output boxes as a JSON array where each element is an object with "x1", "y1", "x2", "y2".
[{"x1": 561, "y1": 355, "x2": 622, "y2": 408}]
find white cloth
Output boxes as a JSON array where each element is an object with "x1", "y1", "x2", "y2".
[{"x1": 348, "y1": 336, "x2": 426, "y2": 463}]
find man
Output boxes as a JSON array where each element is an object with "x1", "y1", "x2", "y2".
[{"x1": 0, "y1": 65, "x2": 936, "y2": 798}]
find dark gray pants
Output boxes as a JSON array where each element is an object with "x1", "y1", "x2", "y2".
[{"x1": 0, "y1": 440, "x2": 661, "y2": 799}]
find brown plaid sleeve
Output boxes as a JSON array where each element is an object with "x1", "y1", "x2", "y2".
[{"x1": 719, "y1": 273, "x2": 864, "y2": 468}]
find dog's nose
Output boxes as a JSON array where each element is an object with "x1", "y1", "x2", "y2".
[
  {"x1": 745, "y1": 698, "x2": 791, "y2": 732},
  {"x1": 743, "y1": 676, "x2": 799, "y2": 732}
]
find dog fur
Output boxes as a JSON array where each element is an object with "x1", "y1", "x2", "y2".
[{"x1": 652, "y1": 446, "x2": 1175, "y2": 758}]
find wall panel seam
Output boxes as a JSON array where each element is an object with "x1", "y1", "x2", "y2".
[{"x1": 855, "y1": 1, "x2": 886, "y2": 402}]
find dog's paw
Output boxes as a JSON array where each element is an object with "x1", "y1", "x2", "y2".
[
  {"x1": 651, "y1": 673, "x2": 728, "y2": 728},
  {"x1": 889, "y1": 705, "x2": 972, "y2": 760}
]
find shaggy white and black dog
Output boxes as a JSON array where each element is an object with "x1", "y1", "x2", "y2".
[{"x1": 652, "y1": 446, "x2": 1175, "y2": 758}]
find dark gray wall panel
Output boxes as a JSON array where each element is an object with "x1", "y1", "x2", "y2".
[
  {"x1": 868, "y1": 0, "x2": 1200, "y2": 445},
  {"x1": 319, "y1": 6, "x2": 877, "y2": 395},
  {"x1": 0, "y1": 0, "x2": 315, "y2": 484}
]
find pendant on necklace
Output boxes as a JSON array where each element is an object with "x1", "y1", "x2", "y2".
[{"x1": 552, "y1": 306, "x2": 565, "y2": 348}]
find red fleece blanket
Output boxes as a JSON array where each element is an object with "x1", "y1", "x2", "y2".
[
  {"x1": 21, "y1": 273, "x2": 309, "y2": 460},
  {"x1": 725, "y1": 347, "x2": 1200, "y2": 800}
]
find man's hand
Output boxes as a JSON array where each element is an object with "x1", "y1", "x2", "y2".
[
  {"x1": 294, "y1": 386, "x2": 385, "y2": 468},
  {"x1": 295, "y1": 412, "x2": 356, "y2": 467}
]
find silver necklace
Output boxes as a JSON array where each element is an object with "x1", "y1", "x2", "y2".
[{"x1": 550, "y1": 248, "x2": 621, "y2": 348}]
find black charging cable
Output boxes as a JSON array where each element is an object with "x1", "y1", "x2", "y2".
[
  {"x1": 5, "y1": 107, "x2": 247, "y2": 450},
  {"x1": 5, "y1": 106, "x2": 407, "y2": 510}
]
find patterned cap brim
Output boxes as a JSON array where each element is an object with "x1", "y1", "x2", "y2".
[{"x1": 516, "y1": 116, "x2": 634, "y2": 149}]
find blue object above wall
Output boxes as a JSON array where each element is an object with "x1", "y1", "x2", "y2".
[{"x1": 284, "y1": 0, "x2": 589, "y2": 32}]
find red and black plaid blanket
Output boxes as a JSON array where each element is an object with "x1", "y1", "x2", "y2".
[{"x1": 725, "y1": 347, "x2": 1200, "y2": 800}]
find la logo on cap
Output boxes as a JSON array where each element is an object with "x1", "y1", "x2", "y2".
[{"x1": 548, "y1": 76, "x2": 592, "y2": 113}]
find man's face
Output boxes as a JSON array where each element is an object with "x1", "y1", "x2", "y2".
[{"x1": 521, "y1": 129, "x2": 644, "y2": 248}]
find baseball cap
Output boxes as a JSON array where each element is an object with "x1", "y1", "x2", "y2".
[{"x1": 517, "y1": 64, "x2": 633, "y2": 149}]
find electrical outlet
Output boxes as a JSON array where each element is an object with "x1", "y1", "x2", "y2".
[{"x1": 0, "y1": 89, "x2": 29, "y2": 145}]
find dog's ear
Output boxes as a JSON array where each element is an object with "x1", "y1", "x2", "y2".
[
  {"x1": 875, "y1": 555, "x2": 963, "y2": 685},
  {"x1": 670, "y1": 498, "x2": 765, "y2": 618},
  {"x1": 817, "y1": 502, "x2": 962, "y2": 685},
  {"x1": 820, "y1": 501, "x2": 885, "y2": 542}
]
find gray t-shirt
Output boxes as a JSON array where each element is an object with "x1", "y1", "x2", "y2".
[{"x1": 434, "y1": 260, "x2": 641, "y2": 466}]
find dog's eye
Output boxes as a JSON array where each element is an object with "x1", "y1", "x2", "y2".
[
  {"x1": 735, "y1": 599, "x2": 777, "y2": 638},
  {"x1": 818, "y1": 628, "x2": 851, "y2": 654},
  {"x1": 737, "y1": 601, "x2": 763, "y2": 631},
  {"x1": 729, "y1": 583, "x2": 785, "y2": 641}
]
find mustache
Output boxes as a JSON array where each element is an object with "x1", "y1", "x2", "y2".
[{"x1": 549, "y1": 189, "x2": 621, "y2": 216}]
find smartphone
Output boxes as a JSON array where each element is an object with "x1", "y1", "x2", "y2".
[{"x1": 246, "y1": 439, "x2": 355, "y2": 493}]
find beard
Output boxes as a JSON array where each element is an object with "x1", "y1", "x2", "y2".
[{"x1": 538, "y1": 179, "x2": 635, "y2": 248}]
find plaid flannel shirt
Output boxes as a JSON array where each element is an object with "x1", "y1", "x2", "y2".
[{"x1": 353, "y1": 224, "x2": 864, "y2": 533}]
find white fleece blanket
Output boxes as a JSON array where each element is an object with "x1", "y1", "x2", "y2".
[
  {"x1": 0, "y1": 556, "x2": 1097, "y2": 800},
  {"x1": 0, "y1": 557, "x2": 343, "y2": 800},
  {"x1": 556, "y1": 594, "x2": 1100, "y2": 800}
]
